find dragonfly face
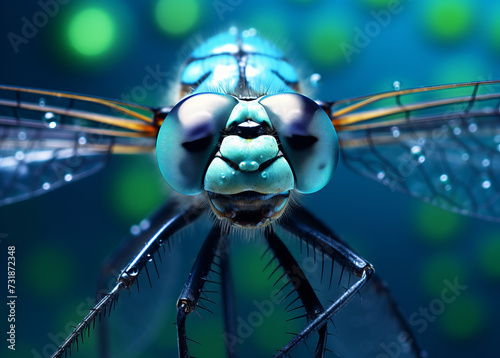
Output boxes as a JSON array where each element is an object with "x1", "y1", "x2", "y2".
[{"x1": 156, "y1": 92, "x2": 339, "y2": 227}]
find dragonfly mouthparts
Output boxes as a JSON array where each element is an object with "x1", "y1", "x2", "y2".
[{"x1": 206, "y1": 191, "x2": 290, "y2": 228}]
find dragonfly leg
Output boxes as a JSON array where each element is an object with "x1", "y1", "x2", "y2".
[
  {"x1": 265, "y1": 229, "x2": 328, "y2": 358},
  {"x1": 277, "y1": 206, "x2": 423, "y2": 357},
  {"x1": 176, "y1": 226, "x2": 224, "y2": 358},
  {"x1": 50, "y1": 198, "x2": 204, "y2": 358},
  {"x1": 275, "y1": 207, "x2": 375, "y2": 357},
  {"x1": 94, "y1": 197, "x2": 190, "y2": 358}
]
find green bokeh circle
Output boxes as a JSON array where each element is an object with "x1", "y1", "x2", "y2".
[
  {"x1": 109, "y1": 157, "x2": 170, "y2": 223},
  {"x1": 155, "y1": 0, "x2": 199, "y2": 36},
  {"x1": 67, "y1": 7, "x2": 116, "y2": 57},
  {"x1": 478, "y1": 233, "x2": 500, "y2": 278},
  {"x1": 413, "y1": 203, "x2": 464, "y2": 245},
  {"x1": 423, "y1": 1, "x2": 473, "y2": 43},
  {"x1": 306, "y1": 20, "x2": 352, "y2": 67},
  {"x1": 25, "y1": 247, "x2": 74, "y2": 297}
]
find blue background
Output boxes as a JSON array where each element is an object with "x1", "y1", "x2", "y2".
[{"x1": 1, "y1": 0, "x2": 500, "y2": 357}]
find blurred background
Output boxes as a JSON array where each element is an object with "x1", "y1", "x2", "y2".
[{"x1": 1, "y1": 0, "x2": 500, "y2": 357}]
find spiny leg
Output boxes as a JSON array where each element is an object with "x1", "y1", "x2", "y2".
[
  {"x1": 278, "y1": 206, "x2": 423, "y2": 357},
  {"x1": 275, "y1": 207, "x2": 375, "y2": 358},
  {"x1": 95, "y1": 198, "x2": 187, "y2": 358},
  {"x1": 51, "y1": 201, "x2": 204, "y2": 358},
  {"x1": 265, "y1": 230, "x2": 327, "y2": 358},
  {"x1": 177, "y1": 226, "x2": 224, "y2": 358}
]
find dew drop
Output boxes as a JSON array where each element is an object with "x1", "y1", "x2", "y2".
[
  {"x1": 461, "y1": 153, "x2": 470, "y2": 161},
  {"x1": 78, "y1": 136, "x2": 87, "y2": 145},
  {"x1": 310, "y1": 73, "x2": 322, "y2": 87},
  {"x1": 440, "y1": 174, "x2": 449, "y2": 182},
  {"x1": 377, "y1": 171, "x2": 386, "y2": 180},
  {"x1": 468, "y1": 123, "x2": 478, "y2": 133},
  {"x1": 392, "y1": 80, "x2": 401, "y2": 91},
  {"x1": 391, "y1": 126, "x2": 400, "y2": 138},
  {"x1": 444, "y1": 184, "x2": 451, "y2": 191},
  {"x1": 128, "y1": 267, "x2": 139, "y2": 276},
  {"x1": 17, "y1": 131, "x2": 27, "y2": 140},
  {"x1": 261, "y1": 171, "x2": 268, "y2": 179},
  {"x1": 482, "y1": 180, "x2": 491, "y2": 189},
  {"x1": 14, "y1": 151, "x2": 25, "y2": 161},
  {"x1": 42, "y1": 182, "x2": 51, "y2": 190},
  {"x1": 43, "y1": 112, "x2": 59, "y2": 128},
  {"x1": 453, "y1": 127, "x2": 461, "y2": 135},
  {"x1": 140, "y1": 219, "x2": 150, "y2": 230},
  {"x1": 411, "y1": 145, "x2": 422, "y2": 155},
  {"x1": 39, "y1": 98, "x2": 46, "y2": 106},
  {"x1": 64, "y1": 173, "x2": 73, "y2": 182},
  {"x1": 130, "y1": 225, "x2": 141, "y2": 236},
  {"x1": 482, "y1": 158, "x2": 491, "y2": 167},
  {"x1": 418, "y1": 155, "x2": 426, "y2": 163},
  {"x1": 243, "y1": 28, "x2": 256, "y2": 37}
]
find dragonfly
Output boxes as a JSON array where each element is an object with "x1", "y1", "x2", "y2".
[{"x1": 1, "y1": 26, "x2": 500, "y2": 358}]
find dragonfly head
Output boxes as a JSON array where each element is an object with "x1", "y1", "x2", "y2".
[{"x1": 156, "y1": 92, "x2": 339, "y2": 228}]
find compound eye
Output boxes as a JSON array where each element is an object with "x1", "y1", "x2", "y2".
[
  {"x1": 156, "y1": 93, "x2": 238, "y2": 195},
  {"x1": 259, "y1": 93, "x2": 339, "y2": 194}
]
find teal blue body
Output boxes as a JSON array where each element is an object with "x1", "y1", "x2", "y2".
[
  {"x1": 156, "y1": 28, "x2": 339, "y2": 227},
  {"x1": 181, "y1": 27, "x2": 299, "y2": 96}
]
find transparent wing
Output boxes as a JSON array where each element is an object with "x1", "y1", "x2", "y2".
[
  {"x1": 0, "y1": 85, "x2": 161, "y2": 206},
  {"x1": 324, "y1": 274, "x2": 420, "y2": 358},
  {"x1": 328, "y1": 80, "x2": 500, "y2": 222}
]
